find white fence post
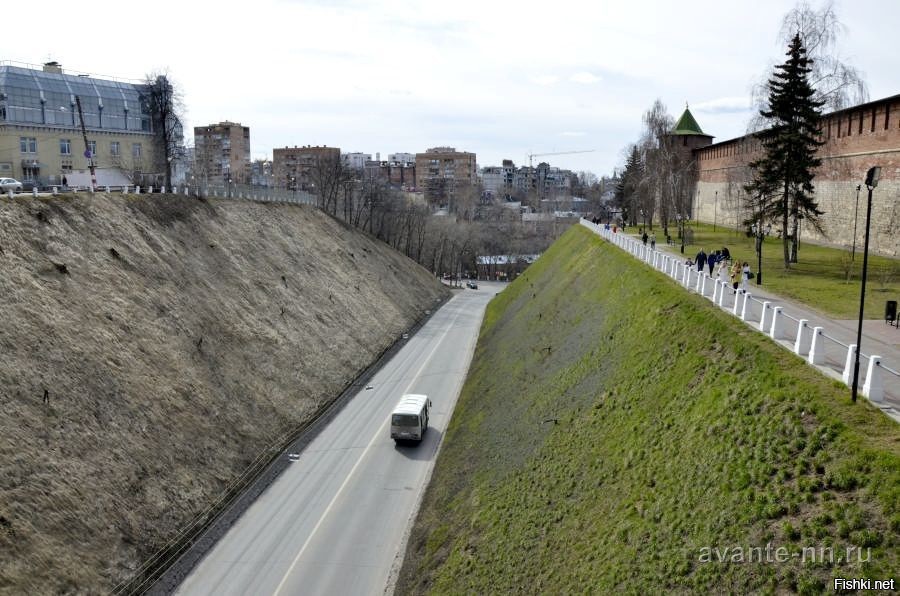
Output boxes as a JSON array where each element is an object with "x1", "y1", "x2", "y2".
[
  {"x1": 136, "y1": 186, "x2": 141, "y2": 194},
  {"x1": 769, "y1": 307, "x2": 784, "y2": 339},
  {"x1": 808, "y1": 327, "x2": 824, "y2": 365},
  {"x1": 842, "y1": 344, "x2": 857, "y2": 384},
  {"x1": 732, "y1": 290, "x2": 742, "y2": 316},
  {"x1": 759, "y1": 301, "x2": 771, "y2": 332},
  {"x1": 717, "y1": 282, "x2": 727, "y2": 307},
  {"x1": 794, "y1": 320, "x2": 808, "y2": 355},
  {"x1": 741, "y1": 293, "x2": 752, "y2": 321},
  {"x1": 700, "y1": 273, "x2": 708, "y2": 297},
  {"x1": 862, "y1": 355, "x2": 883, "y2": 403},
  {"x1": 52, "y1": 186, "x2": 58, "y2": 195}
]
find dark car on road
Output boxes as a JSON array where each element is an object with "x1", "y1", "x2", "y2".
[{"x1": 466, "y1": 281, "x2": 478, "y2": 289}]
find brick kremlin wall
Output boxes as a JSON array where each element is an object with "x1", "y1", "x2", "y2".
[{"x1": 693, "y1": 94, "x2": 900, "y2": 256}]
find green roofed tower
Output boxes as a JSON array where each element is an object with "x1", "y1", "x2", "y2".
[
  {"x1": 672, "y1": 106, "x2": 706, "y2": 136},
  {"x1": 668, "y1": 104, "x2": 714, "y2": 153}
]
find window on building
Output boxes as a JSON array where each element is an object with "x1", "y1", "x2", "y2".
[
  {"x1": 22, "y1": 167, "x2": 38, "y2": 182},
  {"x1": 132, "y1": 143, "x2": 142, "y2": 158},
  {"x1": 60, "y1": 139, "x2": 71, "y2": 155},
  {"x1": 20, "y1": 137, "x2": 37, "y2": 153},
  {"x1": 110, "y1": 141, "x2": 120, "y2": 156},
  {"x1": 88, "y1": 140, "x2": 97, "y2": 156}
]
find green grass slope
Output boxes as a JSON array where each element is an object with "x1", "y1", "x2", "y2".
[{"x1": 397, "y1": 224, "x2": 899, "y2": 594}]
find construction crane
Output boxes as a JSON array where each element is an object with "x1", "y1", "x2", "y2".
[{"x1": 527, "y1": 149, "x2": 595, "y2": 168}]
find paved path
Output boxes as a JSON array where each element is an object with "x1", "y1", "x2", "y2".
[{"x1": 582, "y1": 220, "x2": 900, "y2": 421}]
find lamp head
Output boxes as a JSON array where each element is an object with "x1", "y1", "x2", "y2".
[{"x1": 865, "y1": 166, "x2": 881, "y2": 189}]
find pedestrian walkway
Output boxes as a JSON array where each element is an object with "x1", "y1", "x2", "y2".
[{"x1": 580, "y1": 219, "x2": 900, "y2": 422}]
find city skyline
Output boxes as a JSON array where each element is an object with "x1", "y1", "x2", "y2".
[{"x1": 7, "y1": 0, "x2": 898, "y2": 175}]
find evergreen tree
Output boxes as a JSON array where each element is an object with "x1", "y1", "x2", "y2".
[
  {"x1": 745, "y1": 33, "x2": 825, "y2": 267},
  {"x1": 615, "y1": 145, "x2": 644, "y2": 226}
]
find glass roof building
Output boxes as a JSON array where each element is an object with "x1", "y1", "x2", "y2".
[
  {"x1": 0, "y1": 62, "x2": 150, "y2": 132},
  {"x1": 0, "y1": 61, "x2": 167, "y2": 187}
]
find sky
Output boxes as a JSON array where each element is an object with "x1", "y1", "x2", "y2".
[{"x1": 8, "y1": 0, "x2": 898, "y2": 176}]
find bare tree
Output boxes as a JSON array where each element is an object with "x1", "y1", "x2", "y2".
[
  {"x1": 749, "y1": 0, "x2": 867, "y2": 131},
  {"x1": 143, "y1": 72, "x2": 185, "y2": 189},
  {"x1": 309, "y1": 154, "x2": 349, "y2": 215}
]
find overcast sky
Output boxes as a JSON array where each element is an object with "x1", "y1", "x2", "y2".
[{"x1": 9, "y1": 0, "x2": 897, "y2": 175}]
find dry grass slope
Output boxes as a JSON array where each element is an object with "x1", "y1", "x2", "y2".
[
  {"x1": 0, "y1": 193, "x2": 447, "y2": 594},
  {"x1": 398, "y1": 224, "x2": 898, "y2": 595}
]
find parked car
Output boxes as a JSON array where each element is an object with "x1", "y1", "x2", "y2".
[
  {"x1": 466, "y1": 281, "x2": 478, "y2": 289},
  {"x1": 0, "y1": 178, "x2": 23, "y2": 193}
]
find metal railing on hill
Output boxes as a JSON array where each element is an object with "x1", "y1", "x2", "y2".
[
  {"x1": 579, "y1": 219, "x2": 900, "y2": 411},
  {"x1": 18, "y1": 183, "x2": 318, "y2": 207}
]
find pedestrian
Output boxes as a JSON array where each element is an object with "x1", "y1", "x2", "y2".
[
  {"x1": 695, "y1": 248, "x2": 707, "y2": 272},
  {"x1": 730, "y1": 260, "x2": 742, "y2": 290},
  {"x1": 642, "y1": 231, "x2": 648, "y2": 245},
  {"x1": 62, "y1": 175, "x2": 68, "y2": 188},
  {"x1": 650, "y1": 233, "x2": 656, "y2": 249},
  {"x1": 717, "y1": 257, "x2": 729, "y2": 282},
  {"x1": 707, "y1": 250, "x2": 718, "y2": 276},
  {"x1": 741, "y1": 261, "x2": 751, "y2": 291}
]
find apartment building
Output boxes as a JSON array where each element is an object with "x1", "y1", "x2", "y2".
[
  {"x1": 272, "y1": 145, "x2": 340, "y2": 190},
  {"x1": 0, "y1": 61, "x2": 169, "y2": 187},
  {"x1": 414, "y1": 146, "x2": 476, "y2": 202},
  {"x1": 193, "y1": 121, "x2": 250, "y2": 185}
]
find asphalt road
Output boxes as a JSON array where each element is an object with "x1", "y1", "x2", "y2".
[{"x1": 176, "y1": 283, "x2": 501, "y2": 596}]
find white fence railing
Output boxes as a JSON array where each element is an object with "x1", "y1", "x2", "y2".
[
  {"x1": 20, "y1": 183, "x2": 318, "y2": 207},
  {"x1": 580, "y1": 219, "x2": 900, "y2": 407}
]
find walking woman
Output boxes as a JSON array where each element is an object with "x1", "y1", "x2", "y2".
[
  {"x1": 730, "y1": 260, "x2": 742, "y2": 290},
  {"x1": 741, "y1": 261, "x2": 751, "y2": 291}
]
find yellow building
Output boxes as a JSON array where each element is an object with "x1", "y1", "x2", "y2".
[{"x1": 0, "y1": 61, "x2": 162, "y2": 187}]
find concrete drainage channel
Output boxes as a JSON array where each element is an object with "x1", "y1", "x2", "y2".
[{"x1": 114, "y1": 294, "x2": 449, "y2": 596}]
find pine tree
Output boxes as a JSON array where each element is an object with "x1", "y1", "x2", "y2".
[
  {"x1": 615, "y1": 145, "x2": 644, "y2": 226},
  {"x1": 745, "y1": 33, "x2": 825, "y2": 267}
]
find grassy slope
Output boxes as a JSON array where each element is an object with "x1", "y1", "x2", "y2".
[
  {"x1": 645, "y1": 222, "x2": 900, "y2": 319},
  {"x1": 398, "y1": 224, "x2": 899, "y2": 594},
  {"x1": 0, "y1": 194, "x2": 448, "y2": 594}
]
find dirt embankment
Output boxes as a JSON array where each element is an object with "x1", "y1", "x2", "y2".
[{"x1": 0, "y1": 193, "x2": 448, "y2": 594}]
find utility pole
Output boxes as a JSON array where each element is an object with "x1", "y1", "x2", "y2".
[{"x1": 74, "y1": 96, "x2": 97, "y2": 192}]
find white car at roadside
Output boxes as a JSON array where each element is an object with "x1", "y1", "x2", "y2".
[{"x1": 0, "y1": 178, "x2": 23, "y2": 193}]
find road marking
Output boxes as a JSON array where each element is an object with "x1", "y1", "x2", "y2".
[{"x1": 271, "y1": 303, "x2": 462, "y2": 596}]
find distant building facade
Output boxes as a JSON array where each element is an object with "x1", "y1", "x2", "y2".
[
  {"x1": 0, "y1": 61, "x2": 175, "y2": 187},
  {"x1": 193, "y1": 121, "x2": 250, "y2": 185},
  {"x1": 273, "y1": 145, "x2": 341, "y2": 190},
  {"x1": 250, "y1": 159, "x2": 273, "y2": 187},
  {"x1": 341, "y1": 152, "x2": 371, "y2": 171},
  {"x1": 388, "y1": 152, "x2": 415, "y2": 164}
]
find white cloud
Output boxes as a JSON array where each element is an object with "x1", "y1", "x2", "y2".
[
  {"x1": 570, "y1": 72, "x2": 602, "y2": 84},
  {"x1": 560, "y1": 131, "x2": 588, "y2": 137},
  {"x1": 691, "y1": 97, "x2": 753, "y2": 113}
]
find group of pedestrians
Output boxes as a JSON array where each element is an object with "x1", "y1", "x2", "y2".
[{"x1": 694, "y1": 247, "x2": 752, "y2": 291}]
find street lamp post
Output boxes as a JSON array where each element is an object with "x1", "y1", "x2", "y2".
[
  {"x1": 851, "y1": 166, "x2": 881, "y2": 403},
  {"x1": 713, "y1": 190, "x2": 718, "y2": 231},
  {"x1": 851, "y1": 184, "x2": 861, "y2": 261}
]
